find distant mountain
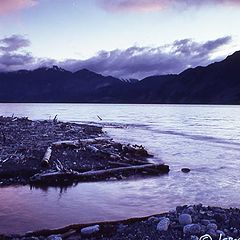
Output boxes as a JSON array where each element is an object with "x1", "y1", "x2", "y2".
[
  {"x1": 0, "y1": 66, "x2": 123, "y2": 102},
  {"x1": 0, "y1": 51, "x2": 240, "y2": 104}
]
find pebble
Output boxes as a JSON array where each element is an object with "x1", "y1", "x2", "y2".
[
  {"x1": 201, "y1": 219, "x2": 211, "y2": 226},
  {"x1": 81, "y1": 225, "x2": 100, "y2": 236},
  {"x1": 207, "y1": 223, "x2": 218, "y2": 230},
  {"x1": 207, "y1": 229, "x2": 218, "y2": 238},
  {"x1": 46, "y1": 235, "x2": 62, "y2": 240},
  {"x1": 183, "y1": 224, "x2": 201, "y2": 235},
  {"x1": 156, "y1": 217, "x2": 170, "y2": 231},
  {"x1": 179, "y1": 214, "x2": 192, "y2": 226},
  {"x1": 191, "y1": 236, "x2": 199, "y2": 240},
  {"x1": 216, "y1": 230, "x2": 226, "y2": 237},
  {"x1": 181, "y1": 168, "x2": 191, "y2": 173},
  {"x1": 147, "y1": 216, "x2": 159, "y2": 223}
]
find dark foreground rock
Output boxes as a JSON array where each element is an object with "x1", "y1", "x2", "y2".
[
  {"x1": 0, "y1": 116, "x2": 169, "y2": 186},
  {"x1": 2, "y1": 205, "x2": 240, "y2": 240}
]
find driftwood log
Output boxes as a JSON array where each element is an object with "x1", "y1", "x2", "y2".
[
  {"x1": 41, "y1": 146, "x2": 52, "y2": 167},
  {"x1": 30, "y1": 163, "x2": 169, "y2": 184}
]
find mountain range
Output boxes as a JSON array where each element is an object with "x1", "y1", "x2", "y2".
[{"x1": 0, "y1": 51, "x2": 240, "y2": 104}]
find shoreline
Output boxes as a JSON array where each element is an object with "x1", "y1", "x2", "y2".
[{"x1": 2, "y1": 204, "x2": 240, "y2": 240}]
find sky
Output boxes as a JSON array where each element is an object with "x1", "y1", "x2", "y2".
[{"x1": 0, "y1": 0, "x2": 240, "y2": 79}]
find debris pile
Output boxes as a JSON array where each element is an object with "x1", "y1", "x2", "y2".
[{"x1": 0, "y1": 116, "x2": 169, "y2": 185}]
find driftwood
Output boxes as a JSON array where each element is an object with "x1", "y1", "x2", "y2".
[
  {"x1": 30, "y1": 163, "x2": 170, "y2": 184},
  {"x1": 41, "y1": 141, "x2": 80, "y2": 167},
  {"x1": 97, "y1": 115, "x2": 102, "y2": 121},
  {"x1": 41, "y1": 146, "x2": 52, "y2": 167},
  {"x1": 108, "y1": 161, "x2": 132, "y2": 167},
  {"x1": 77, "y1": 163, "x2": 169, "y2": 180},
  {"x1": 52, "y1": 140, "x2": 79, "y2": 148}
]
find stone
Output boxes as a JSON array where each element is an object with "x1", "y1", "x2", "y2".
[
  {"x1": 201, "y1": 219, "x2": 211, "y2": 226},
  {"x1": 156, "y1": 217, "x2": 170, "y2": 231},
  {"x1": 200, "y1": 224, "x2": 207, "y2": 233},
  {"x1": 183, "y1": 224, "x2": 201, "y2": 235},
  {"x1": 179, "y1": 214, "x2": 192, "y2": 226},
  {"x1": 207, "y1": 223, "x2": 218, "y2": 231},
  {"x1": 148, "y1": 216, "x2": 159, "y2": 223},
  {"x1": 47, "y1": 235, "x2": 62, "y2": 240},
  {"x1": 207, "y1": 229, "x2": 218, "y2": 238},
  {"x1": 117, "y1": 223, "x2": 128, "y2": 233},
  {"x1": 81, "y1": 225, "x2": 100, "y2": 236},
  {"x1": 181, "y1": 168, "x2": 191, "y2": 173},
  {"x1": 191, "y1": 236, "x2": 199, "y2": 240},
  {"x1": 214, "y1": 213, "x2": 226, "y2": 222},
  {"x1": 216, "y1": 230, "x2": 226, "y2": 238}
]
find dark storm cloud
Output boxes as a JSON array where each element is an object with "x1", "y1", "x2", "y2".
[
  {"x1": 60, "y1": 36, "x2": 232, "y2": 79},
  {"x1": 97, "y1": 0, "x2": 240, "y2": 12}
]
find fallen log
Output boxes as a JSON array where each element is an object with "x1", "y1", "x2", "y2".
[
  {"x1": 52, "y1": 140, "x2": 79, "y2": 148},
  {"x1": 108, "y1": 161, "x2": 132, "y2": 167},
  {"x1": 122, "y1": 158, "x2": 151, "y2": 165},
  {"x1": 30, "y1": 163, "x2": 170, "y2": 184},
  {"x1": 77, "y1": 163, "x2": 169, "y2": 180}
]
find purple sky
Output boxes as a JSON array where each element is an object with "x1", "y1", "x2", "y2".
[{"x1": 0, "y1": 0, "x2": 239, "y2": 79}]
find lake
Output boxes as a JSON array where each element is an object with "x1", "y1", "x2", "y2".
[{"x1": 0, "y1": 103, "x2": 240, "y2": 234}]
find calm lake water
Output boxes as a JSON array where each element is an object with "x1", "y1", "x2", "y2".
[{"x1": 0, "y1": 103, "x2": 240, "y2": 234}]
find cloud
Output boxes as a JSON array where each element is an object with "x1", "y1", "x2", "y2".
[
  {"x1": 0, "y1": 35, "x2": 233, "y2": 79},
  {"x1": 0, "y1": 53, "x2": 34, "y2": 69},
  {"x1": 0, "y1": 35, "x2": 34, "y2": 71},
  {"x1": 0, "y1": 35, "x2": 30, "y2": 52},
  {"x1": 59, "y1": 36, "x2": 232, "y2": 79},
  {"x1": 0, "y1": 0, "x2": 37, "y2": 16},
  {"x1": 97, "y1": 0, "x2": 240, "y2": 12},
  {"x1": 98, "y1": 0, "x2": 166, "y2": 12}
]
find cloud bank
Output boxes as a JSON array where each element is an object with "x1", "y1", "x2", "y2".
[
  {"x1": 60, "y1": 36, "x2": 232, "y2": 79},
  {"x1": 97, "y1": 0, "x2": 240, "y2": 12},
  {"x1": 0, "y1": 35, "x2": 232, "y2": 79},
  {"x1": 0, "y1": 0, "x2": 37, "y2": 16}
]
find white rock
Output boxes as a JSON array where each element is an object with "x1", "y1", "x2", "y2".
[
  {"x1": 47, "y1": 235, "x2": 62, "y2": 240},
  {"x1": 81, "y1": 225, "x2": 100, "y2": 236},
  {"x1": 156, "y1": 217, "x2": 170, "y2": 231}
]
